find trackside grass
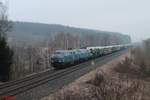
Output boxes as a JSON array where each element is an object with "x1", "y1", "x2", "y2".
[{"x1": 42, "y1": 39, "x2": 150, "y2": 100}]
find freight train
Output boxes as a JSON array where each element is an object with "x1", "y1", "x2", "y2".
[{"x1": 50, "y1": 44, "x2": 130, "y2": 69}]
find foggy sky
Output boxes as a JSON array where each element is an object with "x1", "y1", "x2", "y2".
[{"x1": 6, "y1": 0, "x2": 150, "y2": 42}]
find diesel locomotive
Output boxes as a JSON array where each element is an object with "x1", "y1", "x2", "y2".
[{"x1": 50, "y1": 44, "x2": 130, "y2": 69}]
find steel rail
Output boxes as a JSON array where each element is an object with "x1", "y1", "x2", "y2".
[{"x1": 0, "y1": 50, "x2": 128, "y2": 96}]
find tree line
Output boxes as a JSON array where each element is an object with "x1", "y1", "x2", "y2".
[{"x1": 0, "y1": 2, "x2": 131, "y2": 81}]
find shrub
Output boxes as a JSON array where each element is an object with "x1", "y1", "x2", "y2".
[
  {"x1": 131, "y1": 39, "x2": 150, "y2": 77},
  {"x1": 114, "y1": 57, "x2": 140, "y2": 76},
  {"x1": 52, "y1": 71, "x2": 143, "y2": 100},
  {"x1": 86, "y1": 71, "x2": 105, "y2": 86}
]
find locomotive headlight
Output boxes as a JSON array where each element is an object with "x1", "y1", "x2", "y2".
[{"x1": 58, "y1": 59, "x2": 64, "y2": 62}]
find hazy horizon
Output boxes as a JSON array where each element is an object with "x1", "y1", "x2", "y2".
[{"x1": 5, "y1": 0, "x2": 150, "y2": 42}]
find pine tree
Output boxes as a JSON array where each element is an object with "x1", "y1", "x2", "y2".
[
  {"x1": 0, "y1": 36, "x2": 13, "y2": 81},
  {"x1": 0, "y1": 2, "x2": 13, "y2": 82}
]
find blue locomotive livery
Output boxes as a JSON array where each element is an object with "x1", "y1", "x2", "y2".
[{"x1": 50, "y1": 44, "x2": 130, "y2": 69}]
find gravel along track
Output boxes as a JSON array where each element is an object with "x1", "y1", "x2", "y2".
[{"x1": 0, "y1": 49, "x2": 129, "y2": 100}]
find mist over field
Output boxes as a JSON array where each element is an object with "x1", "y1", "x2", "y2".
[{"x1": 7, "y1": 0, "x2": 150, "y2": 42}]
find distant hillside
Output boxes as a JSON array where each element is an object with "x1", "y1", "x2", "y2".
[{"x1": 8, "y1": 22, "x2": 131, "y2": 46}]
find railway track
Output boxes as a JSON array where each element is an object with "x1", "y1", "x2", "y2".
[
  {"x1": 0, "y1": 70, "x2": 52, "y2": 89},
  {"x1": 0, "y1": 49, "x2": 128, "y2": 97}
]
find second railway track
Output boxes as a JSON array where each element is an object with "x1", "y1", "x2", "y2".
[{"x1": 0, "y1": 49, "x2": 128, "y2": 97}]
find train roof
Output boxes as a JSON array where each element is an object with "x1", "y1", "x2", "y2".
[
  {"x1": 87, "y1": 46, "x2": 105, "y2": 49},
  {"x1": 86, "y1": 44, "x2": 125, "y2": 50}
]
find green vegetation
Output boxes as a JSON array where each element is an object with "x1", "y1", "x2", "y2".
[{"x1": 0, "y1": 2, "x2": 13, "y2": 82}]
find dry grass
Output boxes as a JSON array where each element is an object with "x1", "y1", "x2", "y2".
[
  {"x1": 50, "y1": 71, "x2": 144, "y2": 100},
  {"x1": 115, "y1": 39, "x2": 150, "y2": 78},
  {"x1": 43, "y1": 55, "x2": 147, "y2": 100},
  {"x1": 114, "y1": 57, "x2": 140, "y2": 78},
  {"x1": 43, "y1": 39, "x2": 150, "y2": 100}
]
